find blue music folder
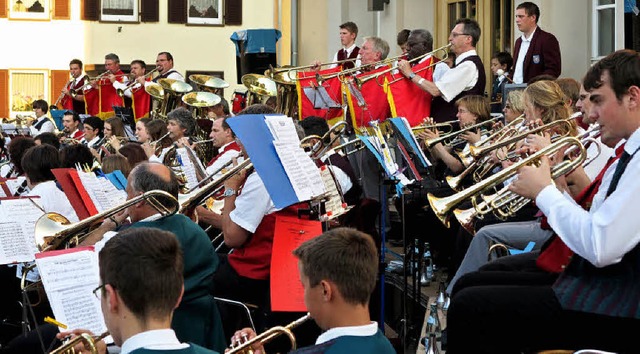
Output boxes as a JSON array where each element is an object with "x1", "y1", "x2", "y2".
[
  {"x1": 388, "y1": 117, "x2": 431, "y2": 168},
  {"x1": 226, "y1": 114, "x2": 299, "y2": 209},
  {"x1": 104, "y1": 170, "x2": 127, "y2": 190}
]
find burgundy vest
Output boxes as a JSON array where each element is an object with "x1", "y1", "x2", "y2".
[{"x1": 337, "y1": 46, "x2": 360, "y2": 70}]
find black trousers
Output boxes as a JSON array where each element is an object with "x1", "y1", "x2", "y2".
[{"x1": 446, "y1": 254, "x2": 640, "y2": 354}]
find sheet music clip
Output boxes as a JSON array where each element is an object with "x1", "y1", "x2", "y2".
[
  {"x1": 348, "y1": 81, "x2": 367, "y2": 108},
  {"x1": 302, "y1": 85, "x2": 341, "y2": 110}
]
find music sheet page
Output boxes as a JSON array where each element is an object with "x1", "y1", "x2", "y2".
[
  {"x1": 0, "y1": 198, "x2": 44, "y2": 264},
  {"x1": 35, "y1": 247, "x2": 109, "y2": 337},
  {"x1": 176, "y1": 147, "x2": 200, "y2": 191},
  {"x1": 265, "y1": 115, "x2": 301, "y2": 145},
  {"x1": 77, "y1": 171, "x2": 127, "y2": 212}
]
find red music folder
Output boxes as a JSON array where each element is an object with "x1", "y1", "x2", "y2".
[{"x1": 51, "y1": 168, "x2": 94, "y2": 220}]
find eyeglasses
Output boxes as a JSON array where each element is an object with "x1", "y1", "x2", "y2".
[
  {"x1": 93, "y1": 284, "x2": 106, "y2": 299},
  {"x1": 450, "y1": 32, "x2": 470, "y2": 38},
  {"x1": 458, "y1": 109, "x2": 470, "y2": 114}
]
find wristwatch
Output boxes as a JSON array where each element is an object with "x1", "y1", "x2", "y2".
[
  {"x1": 408, "y1": 72, "x2": 416, "y2": 80},
  {"x1": 222, "y1": 187, "x2": 237, "y2": 197}
]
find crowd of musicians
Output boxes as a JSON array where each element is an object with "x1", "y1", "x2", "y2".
[{"x1": 0, "y1": 1, "x2": 639, "y2": 353}]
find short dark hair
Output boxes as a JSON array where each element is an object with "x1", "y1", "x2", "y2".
[
  {"x1": 60, "y1": 144, "x2": 94, "y2": 169},
  {"x1": 556, "y1": 77, "x2": 581, "y2": 111},
  {"x1": 105, "y1": 53, "x2": 120, "y2": 63},
  {"x1": 32, "y1": 99, "x2": 49, "y2": 114},
  {"x1": 583, "y1": 49, "x2": 640, "y2": 101},
  {"x1": 493, "y1": 51, "x2": 514, "y2": 72},
  {"x1": 455, "y1": 18, "x2": 481, "y2": 47},
  {"x1": 106, "y1": 117, "x2": 126, "y2": 138},
  {"x1": 237, "y1": 104, "x2": 276, "y2": 116},
  {"x1": 63, "y1": 110, "x2": 80, "y2": 122},
  {"x1": 129, "y1": 162, "x2": 180, "y2": 208},
  {"x1": 339, "y1": 21, "x2": 358, "y2": 36},
  {"x1": 396, "y1": 29, "x2": 411, "y2": 46},
  {"x1": 69, "y1": 59, "x2": 83, "y2": 69},
  {"x1": 293, "y1": 228, "x2": 378, "y2": 306},
  {"x1": 218, "y1": 116, "x2": 235, "y2": 138},
  {"x1": 517, "y1": 2, "x2": 540, "y2": 23},
  {"x1": 158, "y1": 52, "x2": 174, "y2": 62},
  {"x1": 8, "y1": 137, "x2": 36, "y2": 175},
  {"x1": 34, "y1": 132, "x2": 61, "y2": 149},
  {"x1": 118, "y1": 143, "x2": 147, "y2": 169},
  {"x1": 83, "y1": 116, "x2": 104, "y2": 135},
  {"x1": 167, "y1": 107, "x2": 196, "y2": 136},
  {"x1": 99, "y1": 228, "x2": 184, "y2": 320},
  {"x1": 145, "y1": 119, "x2": 171, "y2": 148},
  {"x1": 130, "y1": 59, "x2": 146, "y2": 68},
  {"x1": 21, "y1": 145, "x2": 59, "y2": 184},
  {"x1": 299, "y1": 116, "x2": 330, "y2": 143}
]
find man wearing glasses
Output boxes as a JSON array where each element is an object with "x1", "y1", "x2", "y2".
[
  {"x1": 398, "y1": 18, "x2": 486, "y2": 122},
  {"x1": 81, "y1": 116, "x2": 104, "y2": 148},
  {"x1": 152, "y1": 52, "x2": 184, "y2": 82}
]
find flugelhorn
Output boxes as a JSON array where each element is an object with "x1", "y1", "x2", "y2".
[
  {"x1": 354, "y1": 43, "x2": 452, "y2": 88},
  {"x1": 50, "y1": 331, "x2": 110, "y2": 354},
  {"x1": 427, "y1": 136, "x2": 586, "y2": 227},
  {"x1": 227, "y1": 313, "x2": 311, "y2": 354},
  {"x1": 35, "y1": 190, "x2": 179, "y2": 251}
]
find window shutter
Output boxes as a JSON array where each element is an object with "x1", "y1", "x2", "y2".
[
  {"x1": 0, "y1": 0, "x2": 7, "y2": 18},
  {"x1": 0, "y1": 70, "x2": 8, "y2": 119},
  {"x1": 53, "y1": 0, "x2": 70, "y2": 19},
  {"x1": 167, "y1": 0, "x2": 186, "y2": 24},
  {"x1": 141, "y1": 0, "x2": 159, "y2": 22},
  {"x1": 225, "y1": 0, "x2": 242, "y2": 26},
  {"x1": 82, "y1": 0, "x2": 99, "y2": 21},
  {"x1": 51, "y1": 70, "x2": 70, "y2": 107}
]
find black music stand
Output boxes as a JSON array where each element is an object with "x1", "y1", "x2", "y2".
[
  {"x1": 113, "y1": 106, "x2": 135, "y2": 137},
  {"x1": 302, "y1": 86, "x2": 341, "y2": 110}
]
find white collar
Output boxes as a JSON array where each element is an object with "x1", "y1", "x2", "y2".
[
  {"x1": 624, "y1": 127, "x2": 640, "y2": 155},
  {"x1": 219, "y1": 140, "x2": 235, "y2": 151},
  {"x1": 120, "y1": 329, "x2": 187, "y2": 354},
  {"x1": 139, "y1": 213, "x2": 163, "y2": 223},
  {"x1": 455, "y1": 49, "x2": 478, "y2": 65},
  {"x1": 74, "y1": 75, "x2": 84, "y2": 84},
  {"x1": 520, "y1": 26, "x2": 538, "y2": 42},
  {"x1": 343, "y1": 43, "x2": 357, "y2": 54},
  {"x1": 315, "y1": 322, "x2": 378, "y2": 344}
]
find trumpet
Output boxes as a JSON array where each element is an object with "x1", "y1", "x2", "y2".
[
  {"x1": 227, "y1": 313, "x2": 311, "y2": 354},
  {"x1": 52, "y1": 77, "x2": 75, "y2": 109},
  {"x1": 116, "y1": 67, "x2": 160, "y2": 97},
  {"x1": 411, "y1": 119, "x2": 458, "y2": 135},
  {"x1": 34, "y1": 190, "x2": 179, "y2": 251},
  {"x1": 354, "y1": 43, "x2": 452, "y2": 88},
  {"x1": 427, "y1": 137, "x2": 586, "y2": 227},
  {"x1": 50, "y1": 331, "x2": 110, "y2": 354},
  {"x1": 423, "y1": 116, "x2": 501, "y2": 149}
]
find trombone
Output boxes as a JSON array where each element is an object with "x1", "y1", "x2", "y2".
[
  {"x1": 265, "y1": 58, "x2": 358, "y2": 80},
  {"x1": 52, "y1": 77, "x2": 76, "y2": 109},
  {"x1": 302, "y1": 121, "x2": 348, "y2": 160},
  {"x1": 116, "y1": 67, "x2": 160, "y2": 97},
  {"x1": 34, "y1": 190, "x2": 179, "y2": 251},
  {"x1": 353, "y1": 43, "x2": 452, "y2": 88},
  {"x1": 427, "y1": 137, "x2": 586, "y2": 227},
  {"x1": 423, "y1": 116, "x2": 501, "y2": 149},
  {"x1": 412, "y1": 119, "x2": 458, "y2": 135},
  {"x1": 227, "y1": 313, "x2": 311, "y2": 354},
  {"x1": 70, "y1": 71, "x2": 111, "y2": 97}
]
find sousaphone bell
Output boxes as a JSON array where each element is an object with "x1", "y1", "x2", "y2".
[
  {"x1": 189, "y1": 74, "x2": 230, "y2": 96},
  {"x1": 158, "y1": 78, "x2": 193, "y2": 115},
  {"x1": 241, "y1": 73, "x2": 277, "y2": 107}
]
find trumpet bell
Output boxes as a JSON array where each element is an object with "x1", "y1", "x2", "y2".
[
  {"x1": 34, "y1": 213, "x2": 72, "y2": 252},
  {"x1": 182, "y1": 91, "x2": 221, "y2": 107},
  {"x1": 158, "y1": 78, "x2": 194, "y2": 94},
  {"x1": 241, "y1": 74, "x2": 277, "y2": 97},
  {"x1": 145, "y1": 83, "x2": 165, "y2": 99},
  {"x1": 189, "y1": 74, "x2": 230, "y2": 90}
]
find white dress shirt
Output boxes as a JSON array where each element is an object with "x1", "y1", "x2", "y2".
[
  {"x1": 513, "y1": 27, "x2": 537, "y2": 84},
  {"x1": 316, "y1": 322, "x2": 378, "y2": 344},
  {"x1": 29, "y1": 116, "x2": 55, "y2": 136},
  {"x1": 434, "y1": 50, "x2": 480, "y2": 102},
  {"x1": 229, "y1": 172, "x2": 278, "y2": 233},
  {"x1": 120, "y1": 329, "x2": 188, "y2": 354},
  {"x1": 81, "y1": 135, "x2": 102, "y2": 148},
  {"x1": 329, "y1": 43, "x2": 360, "y2": 69},
  {"x1": 28, "y1": 181, "x2": 79, "y2": 222},
  {"x1": 536, "y1": 128, "x2": 640, "y2": 267}
]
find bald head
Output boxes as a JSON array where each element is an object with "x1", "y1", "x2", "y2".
[{"x1": 126, "y1": 162, "x2": 180, "y2": 221}]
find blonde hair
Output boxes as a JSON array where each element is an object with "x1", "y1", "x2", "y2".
[
  {"x1": 524, "y1": 80, "x2": 576, "y2": 135},
  {"x1": 456, "y1": 95, "x2": 491, "y2": 122},
  {"x1": 506, "y1": 90, "x2": 525, "y2": 115}
]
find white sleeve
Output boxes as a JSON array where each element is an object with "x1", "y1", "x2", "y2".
[
  {"x1": 205, "y1": 150, "x2": 241, "y2": 177},
  {"x1": 434, "y1": 61, "x2": 478, "y2": 102},
  {"x1": 229, "y1": 173, "x2": 277, "y2": 233},
  {"x1": 327, "y1": 165, "x2": 352, "y2": 194},
  {"x1": 432, "y1": 62, "x2": 450, "y2": 83}
]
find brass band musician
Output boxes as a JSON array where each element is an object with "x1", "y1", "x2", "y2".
[{"x1": 59, "y1": 59, "x2": 87, "y2": 114}]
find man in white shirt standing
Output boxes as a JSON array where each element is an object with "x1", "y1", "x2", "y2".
[{"x1": 510, "y1": 2, "x2": 561, "y2": 84}]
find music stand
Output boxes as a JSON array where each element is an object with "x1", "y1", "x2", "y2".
[
  {"x1": 302, "y1": 85, "x2": 341, "y2": 110},
  {"x1": 501, "y1": 83, "x2": 527, "y2": 109},
  {"x1": 113, "y1": 106, "x2": 136, "y2": 135}
]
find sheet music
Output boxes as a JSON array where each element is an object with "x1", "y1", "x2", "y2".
[
  {"x1": 0, "y1": 185, "x2": 6, "y2": 198},
  {"x1": 273, "y1": 142, "x2": 315, "y2": 201},
  {"x1": 35, "y1": 248, "x2": 109, "y2": 337},
  {"x1": 319, "y1": 167, "x2": 346, "y2": 219},
  {"x1": 77, "y1": 172, "x2": 127, "y2": 212},
  {"x1": 176, "y1": 147, "x2": 200, "y2": 191},
  {"x1": 0, "y1": 198, "x2": 44, "y2": 264},
  {"x1": 265, "y1": 115, "x2": 301, "y2": 145}
]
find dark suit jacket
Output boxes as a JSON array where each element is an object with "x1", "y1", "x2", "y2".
[{"x1": 510, "y1": 27, "x2": 561, "y2": 83}]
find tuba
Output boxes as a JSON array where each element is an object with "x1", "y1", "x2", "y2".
[{"x1": 34, "y1": 190, "x2": 179, "y2": 251}]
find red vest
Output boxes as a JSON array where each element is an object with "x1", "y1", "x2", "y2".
[
  {"x1": 131, "y1": 80, "x2": 151, "y2": 121},
  {"x1": 536, "y1": 143, "x2": 625, "y2": 273},
  {"x1": 228, "y1": 203, "x2": 305, "y2": 280},
  {"x1": 347, "y1": 65, "x2": 392, "y2": 129},
  {"x1": 207, "y1": 141, "x2": 241, "y2": 167},
  {"x1": 62, "y1": 77, "x2": 86, "y2": 112},
  {"x1": 84, "y1": 70, "x2": 126, "y2": 119}
]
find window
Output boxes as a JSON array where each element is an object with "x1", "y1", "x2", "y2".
[
  {"x1": 9, "y1": 0, "x2": 50, "y2": 20},
  {"x1": 592, "y1": 0, "x2": 624, "y2": 61},
  {"x1": 101, "y1": 0, "x2": 139, "y2": 22},
  {"x1": 9, "y1": 70, "x2": 48, "y2": 116}
]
